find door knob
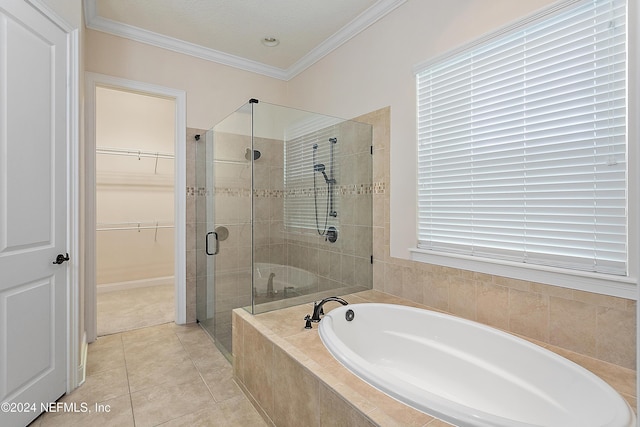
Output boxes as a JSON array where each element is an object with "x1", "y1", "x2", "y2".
[{"x1": 52, "y1": 253, "x2": 70, "y2": 265}]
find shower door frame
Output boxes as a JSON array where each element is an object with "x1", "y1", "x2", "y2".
[{"x1": 84, "y1": 72, "x2": 188, "y2": 342}]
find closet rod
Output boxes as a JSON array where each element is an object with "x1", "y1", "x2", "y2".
[
  {"x1": 96, "y1": 221, "x2": 174, "y2": 232},
  {"x1": 96, "y1": 146, "x2": 174, "y2": 160},
  {"x1": 96, "y1": 225, "x2": 174, "y2": 232}
]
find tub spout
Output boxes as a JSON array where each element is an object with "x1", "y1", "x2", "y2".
[
  {"x1": 267, "y1": 272, "x2": 276, "y2": 297},
  {"x1": 309, "y1": 296, "x2": 348, "y2": 323}
]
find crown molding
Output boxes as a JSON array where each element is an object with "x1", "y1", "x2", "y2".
[
  {"x1": 83, "y1": 0, "x2": 289, "y2": 79},
  {"x1": 84, "y1": 0, "x2": 406, "y2": 81}
]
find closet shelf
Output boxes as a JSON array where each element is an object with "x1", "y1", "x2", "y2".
[
  {"x1": 97, "y1": 146, "x2": 174, "y2": 174},
  {"x1": 96, "y1": 146, "x2": 174, "y2": 160}
]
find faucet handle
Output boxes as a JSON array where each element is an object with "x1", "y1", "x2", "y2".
[{"x1": 304, "y1": 314, "x2": 312, "y2": 329}]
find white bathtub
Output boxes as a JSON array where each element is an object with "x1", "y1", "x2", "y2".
[{"x1": 318, "y1": 303, "x2": 635, "y2": 427}]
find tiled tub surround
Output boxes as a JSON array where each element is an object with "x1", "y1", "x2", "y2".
[{"x1": 233, "y1": 290, "x2": 637, "y2": 427}]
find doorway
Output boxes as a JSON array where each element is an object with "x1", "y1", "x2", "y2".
[
  {"x1": 95, "y1": 87, "x2": 176, "y2": 335},
  {"x1": 85, "y1": 73, "x2": 187, "y2": 342}
]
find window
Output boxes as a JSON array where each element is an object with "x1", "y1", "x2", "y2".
[{"x1": 415, "y1": 0, "x2": 627, "y2": 275}]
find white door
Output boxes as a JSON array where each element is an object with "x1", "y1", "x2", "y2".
[{"x1": 0, "y1": 1, "x2": 69, "y2": 426}]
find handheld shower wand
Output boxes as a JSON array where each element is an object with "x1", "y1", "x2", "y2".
[
  {"x1": 312, "y1": 138, "x2": 339, "y2": 239},
  {"x1": 312, "y1": 140, "x2": 339, "y2": 239},
  {"x1": 313, "y1": 163, "x2": 335, "y2": 184},
  {"x1": 312, "y1": 145, "x2": 328, "y2": 236}
]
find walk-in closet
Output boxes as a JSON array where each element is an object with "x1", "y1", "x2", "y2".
[{"x1": 95, "y1": 87, "x2": 176, "y2": 335}]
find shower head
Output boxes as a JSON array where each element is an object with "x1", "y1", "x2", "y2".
[
  {"x1": 245, "y1": 148, "x2": 261, "y2": 161},
  {"x1": 312, "y1": 143, "x2": 318, "y2": 150}
]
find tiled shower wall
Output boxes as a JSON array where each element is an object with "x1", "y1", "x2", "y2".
[
  {"x1": 205, "y1": 127, "x2": 373, "y2": 307},
  {"x1": 363, "y1": 107, "x2": 637, "y2": 371},
  {"x1": 272, "y1": 121, "x2": 373, "y2": 292}
]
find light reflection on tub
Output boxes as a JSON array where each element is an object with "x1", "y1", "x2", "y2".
[{"x1": 319, "y1": 303, "x2": 636, "y2": 427}]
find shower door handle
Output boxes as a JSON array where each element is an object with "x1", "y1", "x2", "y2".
[{"x1": 206, "y1": 232, "x2": 219, "y2": 256}]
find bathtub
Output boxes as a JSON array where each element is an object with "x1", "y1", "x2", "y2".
[
  {"x1": 253, "y1": 263, "x2": 316, "y2": 298},
  {"x1": 318, "y1": 303, "x2": 636, "y2": 427}
]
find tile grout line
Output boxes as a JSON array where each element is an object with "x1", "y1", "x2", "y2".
[
  {"x1": 150, "y1": 328, "x2": 219, "y2": 426},
  {"x1": 120, "y1": 333, "x2": 138, "y2": 427},
  {"x1": 177, "y1": 329, "x2": 221, "y2": 405}
]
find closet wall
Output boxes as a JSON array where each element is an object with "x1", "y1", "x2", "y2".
[{"x1": 96, "y1": 87, "x2": 175, "y2": 290}]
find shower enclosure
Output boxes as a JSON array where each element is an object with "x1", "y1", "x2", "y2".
[{"x1": 196, "y1": 100, "x2": 373, "y2": 359}]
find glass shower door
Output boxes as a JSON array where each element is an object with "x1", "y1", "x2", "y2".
[
  {"x1": 196, "y1": 98, "x2": 374, "y2": 357},
  {"x1": 196, "y1": 104, "x2": 253, "y2": 360}
]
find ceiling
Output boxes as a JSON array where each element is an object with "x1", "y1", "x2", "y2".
[{"x1": 84, "y1": 0, "x2": 406, "y2": 80}]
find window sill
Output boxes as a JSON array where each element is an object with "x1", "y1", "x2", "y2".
[{"x1": 409, "y1": 248, "x2": 637, "y2": 300}]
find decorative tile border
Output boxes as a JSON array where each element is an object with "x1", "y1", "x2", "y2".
[{"x1": 186, "y1": 183, "x2": 385, "y2": 198}]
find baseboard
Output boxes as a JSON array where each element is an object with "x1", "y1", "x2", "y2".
[{"x1": 97, "y1": 276, "x2": 174, "y2": 293}]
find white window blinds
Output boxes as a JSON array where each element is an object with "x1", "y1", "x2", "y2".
[{"x1": 415, "y1": 0, "x2": 627, "y2": 275}]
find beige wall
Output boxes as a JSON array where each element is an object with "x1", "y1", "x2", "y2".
[{"x1": 85, "y1": 29, "x2": 288, "y2": 130}]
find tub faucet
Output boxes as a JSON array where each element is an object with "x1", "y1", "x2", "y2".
[
  {"x1": 308, "y1": 296, "x2": 348, "y2": 323},
  {"x1": 267, "y1": 272, "x2": 276, "y2": 297}
]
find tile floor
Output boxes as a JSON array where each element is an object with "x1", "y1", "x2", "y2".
[
  {"x1": 97, "y1": 284, "x2": 175, "y2": 336},
  {"x1": 29, "y1": 322, "x2": 267, "y2": 427}
]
